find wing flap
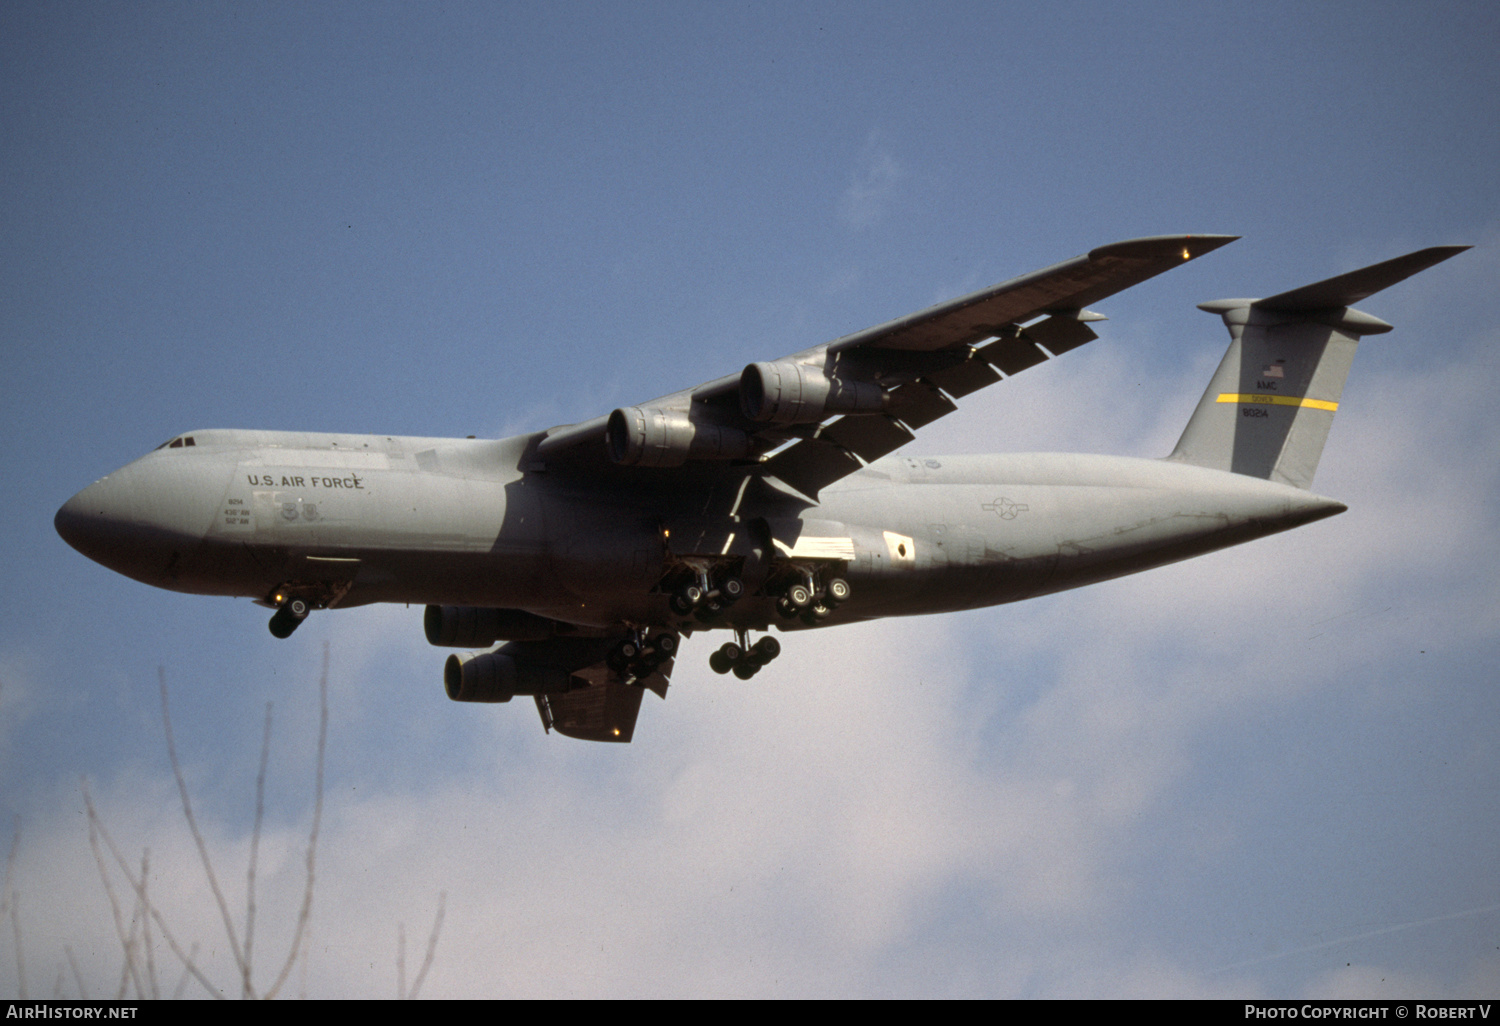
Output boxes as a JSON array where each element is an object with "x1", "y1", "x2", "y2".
[
  {"x1": 978, "y1": 333, "x2": 1049, "y2": 375},
  {"x1": 482, "y1": 634, "x2": 675, "y2": 743},
  {"x1": 885, "y1": 379, "x2": 959, "y2": 429},
  {"x1": 818, "y1": 413, "x2": 915, "y2": 461},
  {"x1": 922, "y1": 356, "x2": 1003, "y2": 399},
  {"x1": 537, "y1": 684, "x2": 646, "y2": 743}
]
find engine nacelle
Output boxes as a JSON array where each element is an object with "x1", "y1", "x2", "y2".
[
  {"x1": 424, "y1": 605, "x2": 563, "y2": 647},
  {"x1": 739, "y1": 362, "x2": 886, "y2": 425},
  {"x1": 443, "y1": 649, "x2": 574, "y2": 703},
  {"x1": 606, "y1": 406, "x2": 753, "y2": 467}
]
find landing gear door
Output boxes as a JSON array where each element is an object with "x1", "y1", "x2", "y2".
[{"x1": 759, "y1": 518, "x2": 855, "y2": 562}]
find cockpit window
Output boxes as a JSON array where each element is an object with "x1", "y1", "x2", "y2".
[{"x1": 155, "y1": 436, "x2": 197, "y2": 450}]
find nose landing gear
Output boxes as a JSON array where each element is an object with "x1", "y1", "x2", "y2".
[{"x1": 268, "y1": 597, "x2": 311, "y2": 638}]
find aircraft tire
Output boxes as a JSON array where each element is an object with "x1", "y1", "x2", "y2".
[
  {"x1": 609, "y1": 639, "x2": 642, "y2": 673},
  {"x1": 801, "y1": 603, "x2": 831, "y2": 626},
  {"x1": 268, "y1": 606, "x2": 302, "y2": 639}
]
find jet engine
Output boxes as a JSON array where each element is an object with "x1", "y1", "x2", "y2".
[
  {"x1": 443, "y1": 648, "x2": 571, "y2": 703},
  {"x1": 738, "y1": 362, "x2": 886, "y2": 425},
  {"x1": 606, "y1": 406, "x2": 753, "y2": 467},
  {"x1": 443, "y1": 637, "x2": 619, "y2": 703}
]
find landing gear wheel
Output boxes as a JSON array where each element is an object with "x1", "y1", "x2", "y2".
[
  {"x1": 801, "y1": 602, "x2": 832, "y2": 626},
  {"x1": 825, "y1": 578, "x2": 851, "y2": 604},
  {"x1": 786, "y1": 584, "x2": 812, "y2": 608},
  {"x1": 719, "y1": 577, "x2": 744, "y2": 603},
  {"x1": 732, "y1": 660, "x2": 759, "y2": 680},
  {"x1": 709, "y1": 641, "x2": 742, "y2": 675},
  {"x1": 268, "y1": 599, "x2": 310, "y2": 639},
  {"x1": 751, "y1": 636, "x2": 781, "y2": 663},
  {"x1": 776, "y1": 598, "x2": 799, "y2": 620},
  {"x1": 609, "y1": 638, "x2": 643, "y2": 673}
]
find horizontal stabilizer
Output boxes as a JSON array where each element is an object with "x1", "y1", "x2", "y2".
[
  {"x1": 1170, "y1": 243, "x2": 1469, "y2": 490},
  {"x1": 1256, "y1": 245, "x2": 1470, "y2": 312}
]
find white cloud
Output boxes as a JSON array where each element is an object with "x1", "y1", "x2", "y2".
[
  {"x1": 6, "y1": 248, "x2": 1495, "y2": 1000},
  {"x1": 838, "y1": 133, "x2": 904, "y2": 230}
]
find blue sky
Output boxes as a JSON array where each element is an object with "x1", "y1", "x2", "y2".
[{"x1": 3, "y1": 0, "x2": 1497, "y2": 998}]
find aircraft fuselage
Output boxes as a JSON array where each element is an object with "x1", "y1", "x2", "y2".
[{"x1": 55, "y1": 427, "x2": 1345, "y2": 633}]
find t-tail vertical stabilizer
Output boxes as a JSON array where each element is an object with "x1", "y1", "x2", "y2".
[{"x1": 1168, "y1": 245, "x2": 1470, "y2": 490}]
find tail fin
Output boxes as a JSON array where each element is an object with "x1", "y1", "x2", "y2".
[{"x1": 1168, "y1": 245, "x2": 1469, "y2": 490}]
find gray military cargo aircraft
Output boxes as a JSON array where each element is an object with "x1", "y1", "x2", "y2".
[{"x1": 56, "y1": 235, "x2": 1467, "y2": 742}]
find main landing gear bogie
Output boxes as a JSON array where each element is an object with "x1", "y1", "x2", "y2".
[
  {"x1": 773, "y1": 573, "x2": 851, "y2": 627},
  {"x1": 708, "y1": 632, "x2": 781, "y2": 679},
  {"x1": 608, "y1": 630, "x2": 678, "y2": 681},
  {"x1": 668, "y1": 572, "x2": 746, "y2": 623}
]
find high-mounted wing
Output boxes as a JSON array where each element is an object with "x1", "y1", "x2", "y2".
[{"x1": 536, "y1": 235, "x2": 1237, "y2": 496}]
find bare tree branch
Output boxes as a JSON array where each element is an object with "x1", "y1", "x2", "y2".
[
  {"x1": 171, "y1": 943, "x2": 198, "y2": 1000},
  {"x1": 263, "y1": 643, "x2": 328, "y2": 1000},
  {"x1": 64, "y1": 945, "x2": 87, "y2": 1000},
  {"x1": 158, "y1": 668, "x2": 253, "y2": 993},
  {"x1": 136, "y1": 850, "x2": 159, "y2": 1000},
  {"x1": 82, "y1": 783, "x2": 145, "y2": 1000},
  {"x1": 61, "y1": 648, "x2": 439, "y2": 998},
  {"x1": 396, "y1": 921, "x2": 406, "y2": 1000},
  {"x1": 406, "y1": 891, "x2": 446, "y2": 1000},
  {"x1": 83, "y1": 782, "x2": 225, "y2": 1000},
  {"x1": 244, "y1": 701, "x2": 273, "y2": 999},
  {"x1": 2, "y1": 819, "x2": 25, "y2": 1000}
]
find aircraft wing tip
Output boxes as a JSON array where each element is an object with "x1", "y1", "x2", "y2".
[{"x1": 1088, "y1": 234, "x2": 1239, "y2": 262}]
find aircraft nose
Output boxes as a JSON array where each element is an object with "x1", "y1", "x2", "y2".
[{"x1": 55, "y1": 455, "x2": 221, "y2": 586}]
